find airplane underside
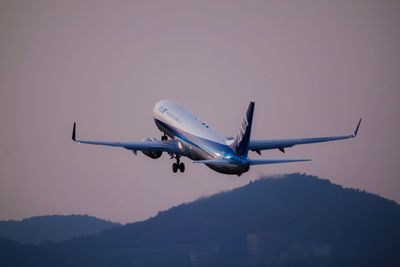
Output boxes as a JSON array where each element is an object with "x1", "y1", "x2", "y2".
[{"x1": 206, "y1": 163, "x2": 249, "y2": 176}]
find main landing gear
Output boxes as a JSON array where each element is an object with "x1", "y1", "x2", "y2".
[
  {"x1": 172, "y1": 156, "x2": 185, "y2": 173},
  {"x1": 163, "y1": 134, "x2": 184, "y2": 173}
]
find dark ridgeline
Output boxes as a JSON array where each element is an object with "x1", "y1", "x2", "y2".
[
  {"x1": 0, "y1": 214, "x2": 120, "y2": 244},
  {"x1": 1, "y1": 174, "x2": 400, "y2": 267},
  {"x1": 0, "y1": 237, "x2": 60, "y2": 266}
]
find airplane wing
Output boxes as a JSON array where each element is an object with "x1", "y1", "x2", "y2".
[
  {"x1": 248, "y1": 119, "x2": 361, "y2": 153},
  {"x1": 71, "y1": 122, "x2": 180, "y2": 154}
]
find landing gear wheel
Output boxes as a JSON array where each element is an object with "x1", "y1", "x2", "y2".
[
  {"x1": 161, "y1": 135, "x2": 168, "y2": 141},
  {"x1": 179, "y1": 163, "x2": 185, "y2": 173},
  {"x1": 172, "y1": 163, "x2": 178, "y2": 173}
]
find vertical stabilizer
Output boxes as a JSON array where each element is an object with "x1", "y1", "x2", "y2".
[{"x1": 230, "y1": 101, "x2": 255, "y2": 156}]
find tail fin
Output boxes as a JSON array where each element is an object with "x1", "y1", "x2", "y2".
[{"x1": 230, "y1": 101, "x2": 255, "y2": 156}]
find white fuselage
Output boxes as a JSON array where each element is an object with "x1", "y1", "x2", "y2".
[{"x1": 153, "y1": 100, "x2": 249, "y2": 175}]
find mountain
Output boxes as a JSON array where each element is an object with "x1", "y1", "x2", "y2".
[
  {"x1": 52, "y1": 173, "x2": 400, "y2": 266},
  {"x1": 2, "y1": 174, "x2": 400, "y2": 266},
  {"x1": 0, "y1": 215, "x2": 120, "y2": 244}
]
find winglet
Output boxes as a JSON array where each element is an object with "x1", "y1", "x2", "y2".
[
  {"x1": 353, "y1": 118, "x2": 362, "y2": 137},
  {"x1": 72, "y1": 122, "x2": 76, "y2": 141}
]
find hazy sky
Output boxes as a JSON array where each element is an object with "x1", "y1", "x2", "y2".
[{"x1": 1, "y1": 0, "x2": 399, "y2": 223}]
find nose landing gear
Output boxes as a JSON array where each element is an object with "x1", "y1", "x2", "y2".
[
  {"x1": 172, "y1": 156, "x2": 185, "y2": 173},
  {"x1": 161, "y1": 134, "x2": 168, "y2": 141}
]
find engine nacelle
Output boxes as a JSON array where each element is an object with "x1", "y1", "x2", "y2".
[
  {"x1": 141, "y1": 138, "x2": 163, "y2": 159},
  {"x1": 142, "y1": 150, "x2": 162, "y2": 159}
]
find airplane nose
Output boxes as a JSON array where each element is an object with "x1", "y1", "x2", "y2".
[
  {"x1": 152, "y1": 102, "x2": 160, "y2": 116},
  {"x1": 153, "y1": 100, "x2": 165, "y2": 115}
]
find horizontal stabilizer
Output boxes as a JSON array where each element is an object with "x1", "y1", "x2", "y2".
[
  {"x1": 193, "y1": 159, "x2": 311, "y2": 165},
  {"x1": 193, "y1": 160, "x2": 232, "y2": 165},
  {"x1": 249, "y1": 159, "x2": 311, "y2": 165}
]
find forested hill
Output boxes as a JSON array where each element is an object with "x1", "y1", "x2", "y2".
[
  {"x1": 1, "y1": 174, "x2": 400, "y2": 266},
  {"x1": 52, "y1": 174, "x2": 400, "y2": 266},
  {"x1": 0, "y1": 214, "x2": 120, "y2": 244}
]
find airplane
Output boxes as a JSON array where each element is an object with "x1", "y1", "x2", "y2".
[{"x1": 72, "y1": 100, "x2": 361, "y2": 176}]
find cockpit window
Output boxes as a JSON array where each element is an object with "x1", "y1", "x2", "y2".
[{"x1": 159, "y1": 106, "x2": 167, "y2": 113}]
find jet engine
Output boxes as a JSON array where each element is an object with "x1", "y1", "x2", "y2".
[{"x1": 141, "y1": 138, "x2": 162, "y2": 159}]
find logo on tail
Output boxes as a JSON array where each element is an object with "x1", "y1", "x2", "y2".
[
  {"x1": 231, "y1": 101, "x2": 255, "y2": 156},
  {"x1": 237, "y1": 116, "x2": 249, "y2": 145}
]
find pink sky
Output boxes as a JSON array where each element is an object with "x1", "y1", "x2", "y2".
[{"x1": 1, "y1": 0, "x2": 399, "y2": 223}]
